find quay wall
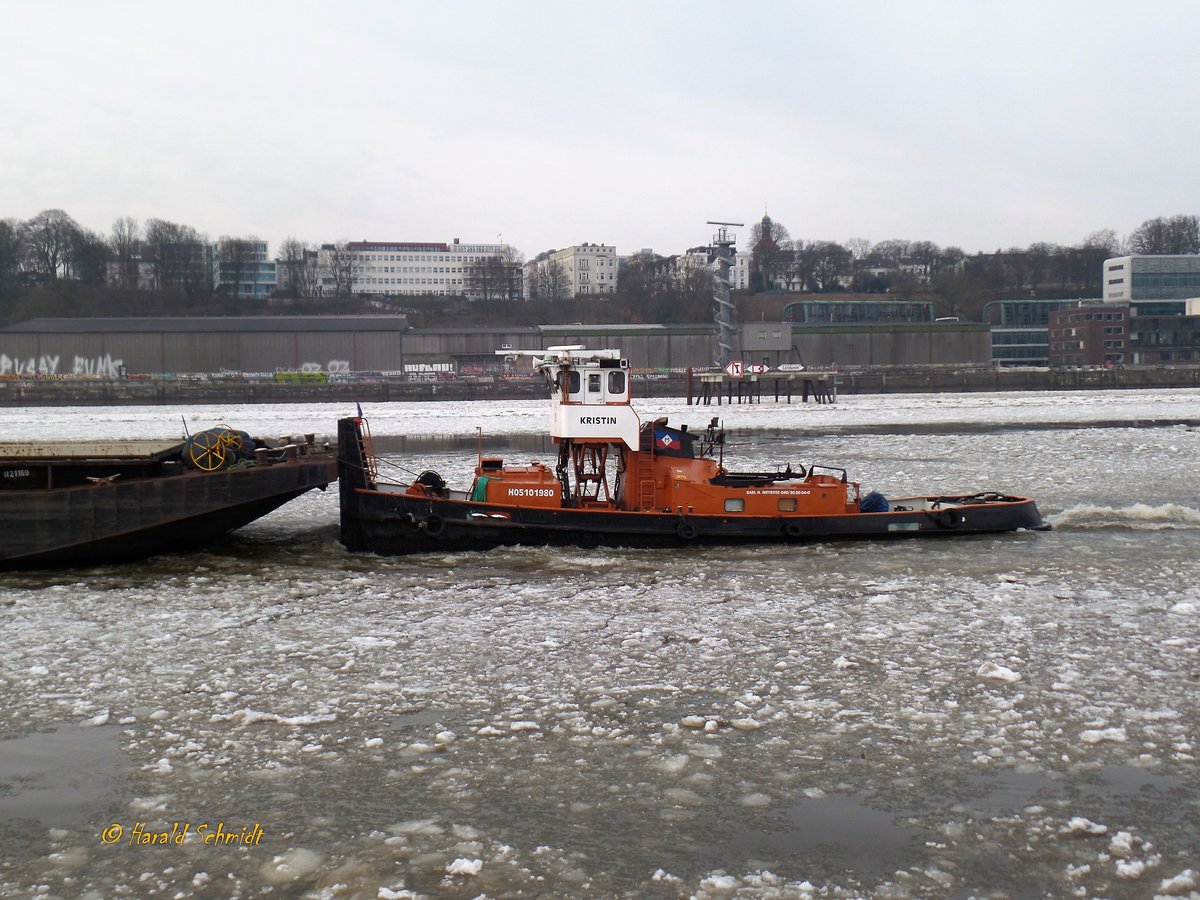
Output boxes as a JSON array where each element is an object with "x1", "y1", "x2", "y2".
[{"x1": 2, "y1": 366, "x2": 1200, "y2": 407}]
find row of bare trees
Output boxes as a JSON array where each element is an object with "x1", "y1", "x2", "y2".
[
  {"x1": 0, "y1": 209, "x2": 277, "y2": 303},
  {"x1": 746, "y1": 215, "x2": 1199, "y2": 304},
  {"x1": 4, "y1": 207, "x2": 1198, "y2": 327},
  {"x1": 610, "y1": 251, "x2": 716, "y2": 323},
  {"x1": 0, "y1": 210, "x2": 109, "y2": 292},
  {"x1": 527, "y1": 258, "x2": 571, "y2": 301}
]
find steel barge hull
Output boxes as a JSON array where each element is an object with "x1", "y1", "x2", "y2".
[{"x1": 2, "y1": 431, "x2": 337, "y2": 569}]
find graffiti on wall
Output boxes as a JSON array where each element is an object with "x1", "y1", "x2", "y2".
[
  {"x1": 299, "y1": 360, "x2": 350, "y2": 373},
  {"x1": 0, "y1": 353, "x2": 126, "y2": 377}
]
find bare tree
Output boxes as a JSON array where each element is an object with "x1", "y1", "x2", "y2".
[
  {"x1": 110, "y1": 216, "x2": 141, "y2": 288},
  {"x1": 538, "y1": 259, "x2": 570, "y2": 300},
  {"x1": 497, "y1": 245, "x2": 525, "y2": 301},
  {"x1": 1025, "y1": 242, "x2": 1060, "y2": 291},
  {"x1": 675, "y1": 260, "x2": 715, "y2": 315},
  {"x1": 322, "y1": 242, "x2": 358, "y2": 298},
  {"x1": 0, "y1": 218, "x2": 26, "y2": 295},
  {"x1": 277, "y1": 236, "x2": 317, "y2": 299},
  {"x1": 939, "y1": 246, "x2": 967, "y2": 269},
  {"x1": 807, "y1": 241, "x2": 852, "y2": 292},
  {"x1": 23, "y1": 209, "x2": 80, "y2": 280},
  {"x1": 215, "y1": 236, "x2": 264, "y2": 298},
  {"x1": 844, "y1": 236, "x2": 872, "y2": 263},
  {"x1": 785, "y1": 240, "x2": 815, "y2": 291},
  {"x1": 1080, "y1": 228, "x2": 1120, "y2": 256},
  {"x1": 907, "y1": 240, "x2": 941, "y2": 268},
  {"x1": 465, "y1": 256, "x2": 508, "y2": 318},
  {"x1": 1126, "y1": 215, "x2": 1200, "y2": 255},
  {"x1": 866, "y1": 239, "x2": 911, "y2": 266},
  {"x1": 748, "y1": 215, "x2": 792, "y2": 291},
  {"x1": 68, "y1": 227, "x2": 109, "y2": 285},
  {"x1": 464, "y1": 245, "x2": 524, "y2": 310},
  {"x1": 144, "y1": 218, "x2": 207, "y2": 297},
  {"x1": 615, "y1": 251, "x2": 674, "y2": 318}
]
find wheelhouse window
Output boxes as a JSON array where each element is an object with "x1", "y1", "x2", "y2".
[{"x1": 607, "y1": 370, "x2": 626, "y2": 395}]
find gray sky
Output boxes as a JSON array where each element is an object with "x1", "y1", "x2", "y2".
[{"x1": 3, "y1": 0, "x2": 1197, "y2": 260}]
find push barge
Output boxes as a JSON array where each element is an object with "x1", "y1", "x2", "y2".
[
  {"x1": 337, "y1": 347, "x2": 1047, "y2": 555},
  {"x1": 1, "y1": 426, "x2": 337, "y2": 569}
]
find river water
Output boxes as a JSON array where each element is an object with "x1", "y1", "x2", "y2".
[{"x1": 1, "y1": 389, "x2": 1198, "y2": 899}]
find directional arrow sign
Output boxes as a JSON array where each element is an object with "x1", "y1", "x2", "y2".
[
  {"x1": 747, "y1": 364, "x2": 770, "y2": 375},
  {"x1": 723, "y1": 360, "x2": 744, "y2": 378}
]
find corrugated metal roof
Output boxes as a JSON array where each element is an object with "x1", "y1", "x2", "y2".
[
  {"x1": 0, "y1": 316, "x2": 411, "y2": 334},
  {"x1": 406, "y1": 326, "x2": 540, "y2": 335}
]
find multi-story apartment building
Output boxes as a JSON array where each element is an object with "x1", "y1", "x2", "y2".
[
  {"x1": 318, "y1": 239, "x2": 523, "y2": 301},
  {"x1": 549, "y1": 243, "x2": 617, "y2": 296},
  {"x1": 731, "y1": 251, "x2": 751, "y2": 290}
]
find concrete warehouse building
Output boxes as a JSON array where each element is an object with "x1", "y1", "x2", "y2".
[
  {"x1": 0, "y1": 316, "x2": 994, "y2": 378},
  {"x1": 0, "y1": 317, "x2": 417, "y2": 377}
]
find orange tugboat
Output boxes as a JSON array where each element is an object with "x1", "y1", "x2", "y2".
[{"x1": 337, "y1": 347, "x2": 1047, "y2": 553}]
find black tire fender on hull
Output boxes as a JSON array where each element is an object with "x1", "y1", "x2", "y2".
[{"x1": 935, "y1": 508, "x2": 964, "y2": 529}]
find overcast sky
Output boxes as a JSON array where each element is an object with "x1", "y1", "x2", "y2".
[{"x1": 2, "y1": 0, "x2": 1198, "y2": 260}]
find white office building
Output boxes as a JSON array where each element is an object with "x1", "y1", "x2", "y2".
[
  {"x1": 1103, "y1": 254, "x2": 1200, "y2": 314},
  {"x1": 318, "y1": 239, "x2": 523, "y2": 301}
]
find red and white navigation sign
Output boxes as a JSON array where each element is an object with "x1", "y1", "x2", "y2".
[
  {"x1": 723, "y1": 360, "x2": 745, "y2": 378},
  {"x1": 747, "y1": 364, "x2": 770, "y2": 374}
]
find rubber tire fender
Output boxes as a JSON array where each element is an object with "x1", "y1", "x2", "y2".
[
  {"x1": 422, "y1": 515, "x2": 446, "y2": 537},
  {"x1": 937, "y1": 508, "x2": 963, "y2": 529},
  {"x1": 676, "y1": 521, "x2": 698, "y2": 540},
  {"x1": 784, "y1": 521, "x2": 804, "y2": 539}
]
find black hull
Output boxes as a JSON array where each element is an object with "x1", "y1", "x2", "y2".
[
  {"x1": 1, "y1": 459, "x2": 337, "y2": 569},
  {"x1": 340, "y1": 488, "x2": 1047, "y2": 556}
]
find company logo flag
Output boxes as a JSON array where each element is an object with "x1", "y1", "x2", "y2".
[{"x1": 655, "y1": 430, "x2": 675, "y2": 449}]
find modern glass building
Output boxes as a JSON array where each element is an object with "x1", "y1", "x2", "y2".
[
  {"x1": 211, "y1": 240, "x2": 277, "y2": 299},
  {"x1": 984, "y1": 299, "x2": 1096, "y2": 367},
  {"x1": 1103, "y1": 255, "x2": 1200, "y2": 314}
]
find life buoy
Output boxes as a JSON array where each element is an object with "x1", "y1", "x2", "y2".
[
  {"x1": 422, "y1": 515, "x2": 446, "y2": 537},
  {"x1": 784, "y1": 521, "x2": 804, "y2": 538},
  {"x1": 937, "y1": 509, "x2": 963, "y2": 529},
  {"x1": 676, "y1": 521, "x2": 698, "y2": 540}
]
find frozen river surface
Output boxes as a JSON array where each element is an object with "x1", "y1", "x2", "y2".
[{"x1": 1, "y1": 389, "x2": 1198, "y2": 898}]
